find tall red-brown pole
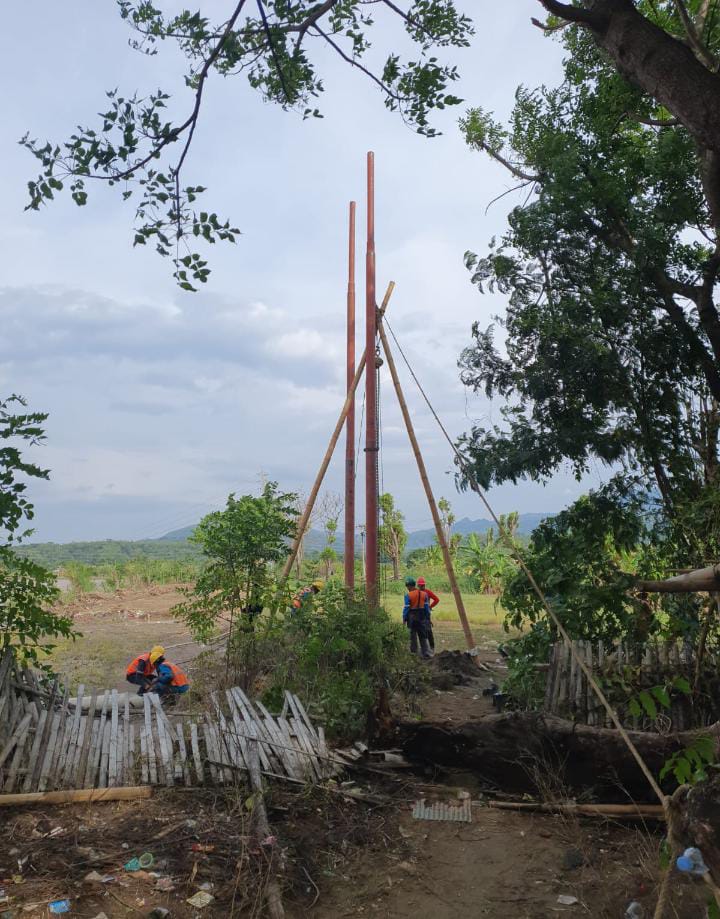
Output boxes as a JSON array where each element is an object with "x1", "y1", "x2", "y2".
[
  {"x1": 344, "y1": 201, "x2": 356, "y2": 592},
  {"x1": 365, "y1": 152, "x2": 379, "y2": 606}
]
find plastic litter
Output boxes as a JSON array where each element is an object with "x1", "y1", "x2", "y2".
[
  {"x1": 48, "y1": 902, "x2": 71, "y2": 915},
  {"x1": 90, "y1": 913, "x2": 109, "y2": 919},
  {"x1": 557, "y1": 894, "x2": 579, "y2": 906},
  {"x1": 149, "y1": 909, "x2": 171, "y2": 918},
  {"x1": 625, "y1": 902, "x2": 645, "y2": 918},
  {"x1": 186, "y1": 891, "x2": 214, "y2": 909},
  {"x1": 124, "y1": 853, "x2": 154, "y2": 872},
  {"x1": 676, "y1": 846, "x2": 709, "y2": 876}
]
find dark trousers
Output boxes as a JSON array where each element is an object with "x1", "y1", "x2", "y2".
[
  {"x1": 426, "y1": 618, "x2": 435, "y2": 650},
  {"x1": 408, "y1": 611, "x2": 431, "y2": 658},
  {"x1": 127, "y1": 673, "x2": 152, "y2": 694}
]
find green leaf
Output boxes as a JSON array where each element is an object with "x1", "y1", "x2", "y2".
[
  {"x1": 673, "y1": 677, "x2": 691, "y2": 695},
  {"x1": 638, "y1": 690, "x2": 657, "y2": 720},
  {"x1": 628, "y1": 698, "x2": 642, "y2": 718},
  {"x1": 650, "y1": 685, "x2": 671, "y2": 709}
]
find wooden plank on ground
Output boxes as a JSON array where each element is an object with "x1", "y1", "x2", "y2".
[{"x1": 0, "y1": 786, "x2": 153, "y2": 807}]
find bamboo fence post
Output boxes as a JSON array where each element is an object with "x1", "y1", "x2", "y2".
[
  {"x1": 280, "y1": 281, "x2": 395, "y2": 583},
  {"x1": 378, "y1": 319, "x2": 477, "y2": 653}
]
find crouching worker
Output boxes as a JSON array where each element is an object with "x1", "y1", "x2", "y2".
[
  {"x1": 402, "y1": 577, "x2": 432, "y2": 659},
  {"x1": 150, "y1": 658, "x2": 190, "y2": 698},
  {"x1": 126, "y1": 645, "x2": 165, "y2": 695}
]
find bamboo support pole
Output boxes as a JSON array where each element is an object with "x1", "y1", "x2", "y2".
[
  {"x1": 488, "y1": 801, "x2": 665, "y2": 819},
  {"x1": 0, "y1": 785, "x2": 153, "y2": 807},
  {"x1": 365, "y1": 151, "x2": 379, "y2": 605},
  {"x1": 280, "y1": 282, "x2": 395, "y2": 583},
  {"x1": 377, "y1": 319, "x2": 477, "y2": 653}
]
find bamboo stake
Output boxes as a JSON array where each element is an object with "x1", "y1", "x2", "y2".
[
  {"x1": 280, "y1": 281, "x2": 395, "y2": 583},
  {"x1": 377, "y1": 320, "x2": 477, "y2": 653},
  {"x1": 488, "y1": 801, "x2": 665, "y2": 819},
  {"x1": 247, "y1": 736, "x2": 285, "y2": 919},
  {"x1": 0, "y1": 786, "x2": 153, "y2": 807}
]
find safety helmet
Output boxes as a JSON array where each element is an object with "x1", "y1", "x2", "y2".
[
  {"x1": 417, "y1": 577, "x2": 426, "y2": 587},
  {"x1": 311, "y1": 579, "x2": 325, "y2": 591},
  {"x1": 405, "y1": 577, "x2": 416, "y2": 588},
  {"x1": 149, "y1": 645, "x2": 165, "y2": 665}
]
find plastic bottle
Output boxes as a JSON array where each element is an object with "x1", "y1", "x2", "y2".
[
  {"x1": 676, "y1": 846, "x2": 709, "y2": 876},
  {"x1": 625, "y1": 902, "x2": 645, "y2": 919}
]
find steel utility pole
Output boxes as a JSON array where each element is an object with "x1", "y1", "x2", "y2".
[
  {"x1": 344, "y1": 201, "x2": 356, "y2": 592},
  {"x1": 365, "y1": 151, "x2": 379, "y2": 606}
]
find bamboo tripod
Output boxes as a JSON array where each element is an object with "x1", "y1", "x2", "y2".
[{"x1": 282, "y1": 153, "x2": 478, "y2": 652}]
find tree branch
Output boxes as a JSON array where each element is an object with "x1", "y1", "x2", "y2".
[
  {"x1": 536, "y1": 0, "x2": 607, "y2": 29},
  {"x1": 312, "y1": 24, "x2": 400, "y2": 101},
  {"x1": 672, "y1": 0, "x2": 718, "y2": 70},
  {"x1": 478, "y1": 143, "x2": 541, "y2": 184}
]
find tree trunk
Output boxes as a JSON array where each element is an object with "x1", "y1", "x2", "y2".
[{"x1": 396, "y1": 711, "x2": 717, "y2": 803}]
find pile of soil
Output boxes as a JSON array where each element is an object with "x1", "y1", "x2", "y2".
[{"x1": 429, "y1": 650, "x2": 482, "y2": 689}]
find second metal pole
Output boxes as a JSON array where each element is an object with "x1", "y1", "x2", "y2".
[{"x1": 344, "y1": 201, "x2": 356, "y2": 592}]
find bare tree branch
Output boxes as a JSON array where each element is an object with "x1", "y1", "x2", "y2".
[{"x1": 312, "y1": 24, "x2": 400, "y2": 101}]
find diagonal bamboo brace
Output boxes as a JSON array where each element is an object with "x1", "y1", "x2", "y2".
[{"x1": 280, "y1": 282, "x2": 396, "y2": 583}]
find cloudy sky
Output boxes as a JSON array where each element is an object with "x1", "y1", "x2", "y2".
[{"x1": 1, "y1": 2, "x2": 605, "y2": 543}]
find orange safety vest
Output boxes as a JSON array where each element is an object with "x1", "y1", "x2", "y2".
[
  {"x1": 407, "y1": 589, "x2": 428, "y2": 610},
  {"x1": 126, "y1": 652, "x2": 156, "y2": 679},
  {"x1": 163, "y1": 662, "x2": 189, "y2": 688}
]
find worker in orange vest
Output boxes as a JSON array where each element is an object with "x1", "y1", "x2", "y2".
[
  {"x1": 417, "y1": 577, "x2": 439, "y2": 651},
  {"x1": 149, "y1": 658, "x2": 190, "y2": 698},
  {"x1": 402, "y1": 577, "x2": 432, "y2": 659},
  {"x1": 126, "y1": 645, "x2": 165, "y2": 695}
]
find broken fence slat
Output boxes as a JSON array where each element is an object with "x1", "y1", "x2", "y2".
[
  {"x1": 76, "y1": 692, "x2": 97, "y2": 790},
  {"x1": 189, "y1": 722, "x2": 203, "y2": 785}
]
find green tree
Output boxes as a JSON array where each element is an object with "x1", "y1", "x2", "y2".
[
  {"x1": 460, "y1": 517, "x2": 517, "y2": 594},
  {"x1": 0, "y1": 396, "x2": 73, "y2": 664},
  {"x1": 318, "y1": 492, "x2": 342, "y2": 579},
  {"x1": 173, "y1": 482, "x2": 298, "y2": 644},
  {"x1": 459, "y1": 26, "x2": 720, "y2": 568},
  {"x1": 533, "y1": 1, "x2": 720, "y2": 221},
  {"x1": 379, "y1": 492, "x2": 408, "y2": 581},
  {"x1": 22, "y1": 1, "x2": 472, "y2": 288}
]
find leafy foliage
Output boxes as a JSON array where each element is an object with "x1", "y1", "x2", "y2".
[
  {"x1": 660, "y1": 734, "x2": 716, "y2": 786},
  {"x1": 224, "y1": 582, "x2": 410, "y2": 739},
  {"x1": 173, "y1": 482, "x2": 298, "y2": 643},
  {"x1": 0, "y1": 396, "x2": 74, "y2": 664},
  {"x1": 22, "y1": 0, "x2": 473, "y2": 286},
  {"x1": 379, "y1": 492, "x2": 408, "y2": 581}
]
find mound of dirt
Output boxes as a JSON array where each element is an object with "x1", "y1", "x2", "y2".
[{"x1": 429, "y1": 650, "x2": 480, "y2": 688}]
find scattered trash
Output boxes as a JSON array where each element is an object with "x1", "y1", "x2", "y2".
[
  {"x1": 48, "y1": 901, "x2": 72, "y2": 915},
  {"x1": 83, "y1": 871, "x2": 115, "y2": 885},
  {"x1": 148, "y1": 909, "x2": 171, "y2": 918},
  {"x1": 91, "y1": 913, "x2": 109, "y2": 919},
  {"x1": 124, "y1": 853, "x2": 154, "y2": 872},
  {"x1": 557, "y1": 894, "x2": 579, "y2": 906},
  {"x1": 482, "y1": 682, "x2": 499, "y2": 696},
  {"x1": 190, "y1": 844, "x2": 215, "y2": 853},
  {"x1": 197, "y1": 882, "x2": 214, "y2": 892},
  {"x1": 154, "y1": 877, "x2": 175, "y2": 893},
  {"x1": 186, "y1": 891, "x2": 214, "y2": 909},
  {"x1": 261, "y1": 836, "x2": 277, "y2": 847},
  {"x1": 47, "y1": 827, "x2": 64, "y2": 839},
  {"x1": 676, "y1": 846, "x2": 709, "y2": 876},
  {"x1": 625, "y1": 902, "x2": 645, "y2": 918}
]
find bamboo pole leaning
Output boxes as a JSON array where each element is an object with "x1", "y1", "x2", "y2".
[
  {"x1": 280, "y1": 281, "x2": 396, "y2": 583},
  {"x1": 377, "y1": 318, "x2": 477, "y2": 654}
]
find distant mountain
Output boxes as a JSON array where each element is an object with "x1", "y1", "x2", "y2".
[
  {"x1": 159, "y1": 525, "x2": 196, "y2": 541},
  {"x1": 158, "y1": 512, "x2": 556, "y2": 554},
  {"x1": 405, "y1": 513, "x2": 555, "y2": 551}
]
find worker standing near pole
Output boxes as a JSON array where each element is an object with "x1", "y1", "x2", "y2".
[
  {"x1": 417, "y1": 577, "x2": 439, "y2": 652},
  {"x1": 402, "y1": 577, "x2": 432, "y2": 659}
]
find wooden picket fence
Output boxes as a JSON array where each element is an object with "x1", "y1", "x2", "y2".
[
  {"x1": 543, "y1": 639, "x2": 720, "y2": 731},
  {"x1": 0, "y1": 648, "x2": 334, "y2": 796}
]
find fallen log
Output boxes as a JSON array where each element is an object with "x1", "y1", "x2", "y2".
[
  {"x1": 488, "y1": 800, "x2": 665, "y2": 819},
  {"x1": 397, "y1": 712, "x2": 719, "y2": 803},
  {"x1": 0, "y1": 785, "x2": 153, "y2": 807}
]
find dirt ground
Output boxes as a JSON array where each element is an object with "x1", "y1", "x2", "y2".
[{"x1": 4, "y1": 585, "x2": 710, "y2": 917}]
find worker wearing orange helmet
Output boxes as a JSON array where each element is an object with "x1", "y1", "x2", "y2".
[{"x1": 417, "y1": 577, "x2": 439, "y2": 652}]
